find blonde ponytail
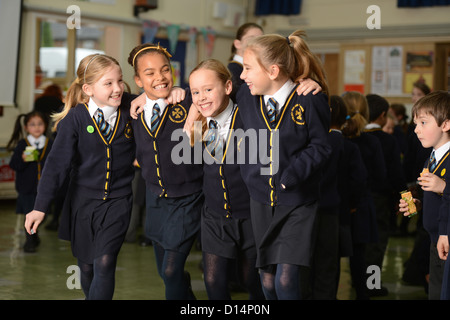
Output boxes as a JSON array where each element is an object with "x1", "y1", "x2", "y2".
[{"x1": 246, "y1": 30, "x2": 329, "y2": 96}]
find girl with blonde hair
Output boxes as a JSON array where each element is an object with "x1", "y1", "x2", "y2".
[{"x1": 25, "y1": 54, "x2": 136, "y2": 300}]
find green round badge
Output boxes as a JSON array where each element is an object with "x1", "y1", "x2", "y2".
[{"x1": 87, "y1": 125, "x2": 95, "y2": 133}]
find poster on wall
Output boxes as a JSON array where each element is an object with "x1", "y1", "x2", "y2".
[
  {"x1": 370, "y1": 46, "x2": 403, "y2": 95},
  {"x1": 344, "y1": 50, "x2": 365, "y2": 93},
  {"x1": 371, "y1": 46, "x2": 388, "y2": 95},
  {"x1": 405, "y1": 51, "x2": 434, "y2": 92}
]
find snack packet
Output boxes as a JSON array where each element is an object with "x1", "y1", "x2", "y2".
[
  {"x1": 24, "y1": 146, "x2": 39, "y2": 162},
  {"x1": 400, "y1": 190, "x2": 417, "y2": 218}
]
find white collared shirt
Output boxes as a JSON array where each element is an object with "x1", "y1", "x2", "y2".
[
  {"x1": 88, "y1": 98, "x2": 118, "y2": 127},
  {"x1": 232, "y1": 54, "x2": 243, "y2": 65},
  {"x1": 207, "y1": 98, "x2": 234, "y2": 144},
  {"x1": 27, "y1": 134, "x2": 46, "y2": 149},
  {"x1": 263, "y1": 79, "x2": 296, "y2": 114},
  {"x1": 365, "y1": 123, "x2": 382, "y2": 130},
  {"x1": 433, "y1": 141, "x2": 450, "y2": 163},
  {"x1": 144, "y1": 96, "x2": 167, "y2": 128}
]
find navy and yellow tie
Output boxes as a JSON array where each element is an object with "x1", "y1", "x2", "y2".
[
  {"x1": 429, "y1": 151, "x2": 437, "y2": 172},
  {"x1": 96, "y1": 108, "x2": 113, "y2": 141},
  {"x1": 206, "y1": 119, "x2": 222, "y2": 156},
  {"x1": 150, "y1": 103, "x2": 161, "y2": 134},
  {"x1": 267, "y1": 98, "x2": 277, "y2": 128}
]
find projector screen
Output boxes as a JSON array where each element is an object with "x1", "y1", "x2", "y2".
[{"x1": 0, "y1": 0, "x2": 22, "y2": 107}]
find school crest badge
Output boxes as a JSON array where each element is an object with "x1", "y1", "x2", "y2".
[
  {"x1": 291, "y1": 104, "x2": 305, "y2": 125},
  {"x1": 169, "y1": 104, "x2": 187, "y2": 123},
  {"x1": 124, "y1": 120, "x2": 133, "y2": 139}
]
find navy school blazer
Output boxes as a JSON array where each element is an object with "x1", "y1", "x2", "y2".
[
  {"x1": 236, "y1": 83, "x2": 332, "y2": 207},
  {"x1": 33, "y1": 94, "x2": 136, "y2": 213}
]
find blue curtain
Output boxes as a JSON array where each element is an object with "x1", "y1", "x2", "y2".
[
  {"x1": 255, "y1": 0, "x2": 302, "y2": 16},
  {"x1": 398, "y1": 0, "x2": 450, "y2": 7}
]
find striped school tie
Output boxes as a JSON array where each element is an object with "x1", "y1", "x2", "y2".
[
  {"x1": 96, "y1": 108, "x2": 113, "y2": 141},
  {"x1": 150, "y1": 103, "x2": 161, "y2": 134},
  {"x1": 429, "y1": 151, "x2": 437, "y2": 172},
  {"x1": 205, "y1": 119, "x2": 222, "y2": 157},
  {"x1": 267, "y1": 98, "x2": 277, "y2": 128}
]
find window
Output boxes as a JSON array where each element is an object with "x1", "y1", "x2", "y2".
[
  {"x1": 35, "y1": 18, "x2": 111, "y2": 91},
  {"x1": 38, "y1": 20, "x2": 69, "y2": 79}
]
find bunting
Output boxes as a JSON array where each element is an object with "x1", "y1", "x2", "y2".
[
  {"x1": 142, "y1": 20, "x2": 159, "y2": 43},
  {"x1": 140, "y1": 20, "x2": 217, "y2": 58},
  {"x1": 167, "y1": 24, "x2": 181, "y2": 55}
]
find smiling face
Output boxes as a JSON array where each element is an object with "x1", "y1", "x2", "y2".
[
  {"x1": 82, "y1": 64, "x2": 124, "y2": 108},
  {"x1": 414, "y1": 110, "x2": 450, "y2": 150},
  {"x1": 134, "y1": 52, "x2": 173, "y2": 101},
  {"x1": 190, "y1": 68, "x2": 232, "y2": 118},
  {"x1": 240, "y1": 49, "x2": 275, "y2": 96}
]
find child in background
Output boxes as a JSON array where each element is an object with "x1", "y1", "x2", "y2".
[
  {"x1": 127, "y1": 43, "x2": 203, "y2": 300},
  {"x1": 25, "y1": 54, "x2": 136, "y2": 300},
  {"x1": 364, "y1": 94, "x2": 407, "y2": 296},
  {"x1": 328, "y1": 95, "x2": 369, "y2": 299},
  {"x1": 228, "y1": 23, "x2": 264, "y2": 101},
  {"x1": 399, "y1": 91, "x2": 450, "y2": 300},
  {"x1": 8, "y1": 111, "x2": 52, "y2": 253},
  {"x1": 341, "y1": 91, "x2": 383, "y2": 299},
  {"x1": 312, "y1": 95, "x2": 368, "y2": 299},
  {"x1": 401, "y1": 82, "x2": 433, "y2": 289},
  {"x1": 237, "y1": 30, "x2": 331, "y2": 300},
  {"x1": 188, "y1": 58, "x2": 264, "y2": 300}
]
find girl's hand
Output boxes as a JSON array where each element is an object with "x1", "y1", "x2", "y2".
[
  {"x1": 183, "y1": 103, "x2": 200, "y2": 137},
  {"x1": 296, "y1": 78, "x2": 322, "y2": 96},
  {"x1": 130, "y1": 93, "x2": 146, "y2": 119},
  {"x1": 165, "y1": 87, "x2": 186, "y2": 105},
  {"x1": 418, "y1": 173, "x2": 445, "y2": 194},
  {"x1": 24, "y1": 210, "x2": 45, "y2": 235},
  {"x1": 437, "y1": 235, "x2": 449, "y2": 260}
]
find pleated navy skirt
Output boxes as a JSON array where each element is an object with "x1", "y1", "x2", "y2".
[
  {"x1": 145, "y1": 190, "x2": 203, "y2": 255},
  {"x1": 59, "y1": 186, "x2": 132, "y2": 264},
  {"x1": 250, "y1": 198, "x2": 318, "y2": 270}
]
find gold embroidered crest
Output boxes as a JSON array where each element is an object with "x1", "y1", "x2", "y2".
[
  {"x1": 124, "y1": 121, "x2": 133, "y2": 139},
  {"x1": 169, "y1": 104, "x2": 187, "y2": 123},
  {"x1": 291, "y1": 104, "x2": 305, "y2": 125}
]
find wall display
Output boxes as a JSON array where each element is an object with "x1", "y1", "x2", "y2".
[
  {"x1": 371, "y1": 46, "x2": 403, "y2": 95},
  {"x1": 344, "y1": 50, "x2": 365, "y2": 93},
  {"x1": 405, "y1": 51, "x2": 434, "y2": 92}
]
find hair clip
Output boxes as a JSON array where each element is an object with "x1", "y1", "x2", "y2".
[{"x1": 132, "y1": 43, "x2": 172, "y2": 67}]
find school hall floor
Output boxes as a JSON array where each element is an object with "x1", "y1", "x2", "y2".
[{"x1": 0, "y1": 199, "x2": 428, "y2": 300}]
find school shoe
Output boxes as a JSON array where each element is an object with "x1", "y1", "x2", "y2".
[{"x1": 23, "y1": 233, "x2": 40, "y2": 253}]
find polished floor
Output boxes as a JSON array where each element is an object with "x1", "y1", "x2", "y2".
[{"x1": 0, "y1": 199, "x2": 428, "y2": 301}]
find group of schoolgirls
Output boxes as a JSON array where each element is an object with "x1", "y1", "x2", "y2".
[{"x1": 21, "y1": 24, "x2": 341, "y2": 301}]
